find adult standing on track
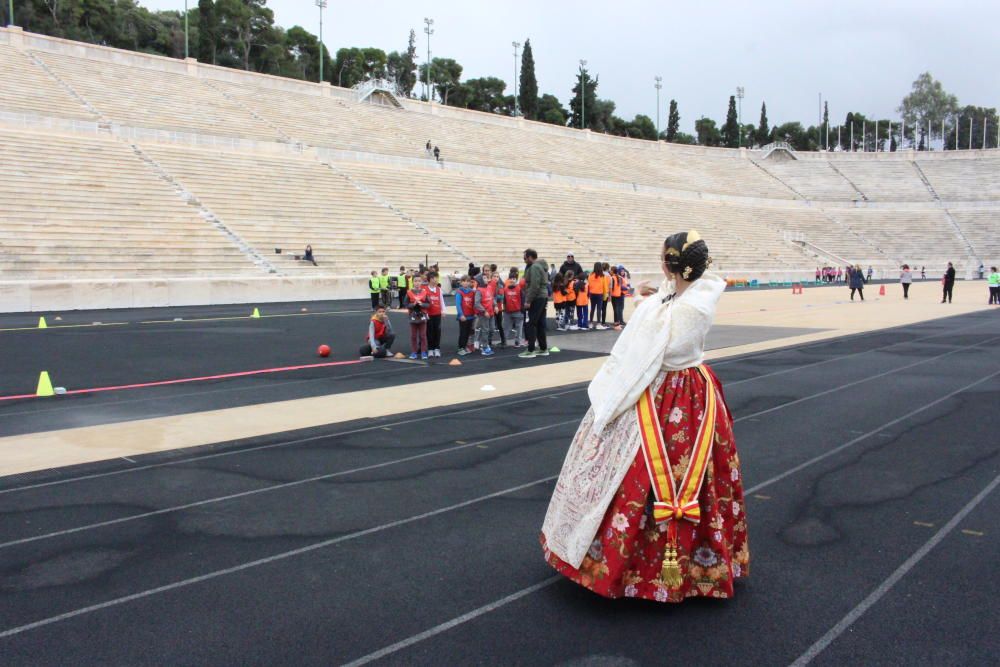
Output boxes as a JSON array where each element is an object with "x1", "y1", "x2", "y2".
[
  {"x1": 941, "y1": 262, "x2": 956, "y2": 304},
  {"x1": 900, "y1": 264, "x2": 913, "y2": 300},
  {"x1": 541, "y1": 230, "x2": 749, "y2": 603},
  {"x1": 849, "y1": 264, "x2": 865, "y2": 301},
  {"x1": 988, "y1": 266, "x2": 999, "y2": 305},
  {"x1": 519, "y1": 249, "x2": 549, "y2": 359}
]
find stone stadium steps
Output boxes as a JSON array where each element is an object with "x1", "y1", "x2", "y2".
[
  {"x1": 823, "y1": 208, "x2": 971, "y2": 267},
  {"x1": 948, "y1": 210, "x2": 1000, "y2": 262},
  {"x1": 0, "y1": 127, "x2": 262, "y2": 279},
  {"x1": 0, "y1": 44, "x2": 96, "y2": 120},
  {"x1": 831, "y1": 160, "x2": 936, "y2": 202},
  {"x1": 917, "y1": 158, "x2": 1000, "y2": 202},
  {"x1": 139, "y1": 143, "x2": 468, "y2": 274},
  {"x1": 30, "y1": 50, "x2": 282, "y2": 142}
]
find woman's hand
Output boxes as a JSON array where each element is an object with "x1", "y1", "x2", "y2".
[{"x1": 635, "y1": 280, "x2": 658, "y2": 298}]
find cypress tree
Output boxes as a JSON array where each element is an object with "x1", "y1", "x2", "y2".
[
  {"x1": 757, "y1": 101, "x2": 769, "y2": 145},
  {"x1": 519, "y1": 39, "x2": 538, "y2": 120},
  {"x1": 197, "y1": 0, "x2": 216, "y2": 65},
  {"x1": 723, "y1": 95, "x2": 739, "y2": 147},
  {"x1": 666, "y1": 99, "x2": 679, "y2": 141}
]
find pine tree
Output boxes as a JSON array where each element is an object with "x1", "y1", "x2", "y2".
[
  {"x1": 197, "y1": 0, "x2": 217, "y2": 65},
  {"x1": 723, "y1": 95, "x2": 739, "y2": 147},
  {"x1": 666, "y1": 99, "x2": 679, "y2": 141},
  {"x1": 519, "y1": 39, "x2": 538, "y2": 120},
  {"x1": 757, "y1": 101, "x2": 769, "y2": 145}
]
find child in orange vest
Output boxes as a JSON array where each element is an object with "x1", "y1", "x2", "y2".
[
  {"x1": 552, "y1": 273, "x2": 567, "y2": 331},
  {"x1": 575, "y1": 272, "x2": 590, "y2": 330},
  {"x1": 564, "y1": 272, "x2": 578, "y2": 330}
]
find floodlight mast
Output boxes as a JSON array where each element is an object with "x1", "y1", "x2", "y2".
[
  {"x1": 183, "y1": 0, "x2": 189, "y2": 59},
  {"x1": 579, "y1": 59, "x2": 587, "y2": 130},
  {"x1": 654, "y1": 76, "x2": 663, "y2": 138},
  {"x1": 512, "y1": 41, "x2": 521, "y2": 117},
  {"x1": 424, "y1": 18, "x2": 434, "y2": 105},
  {"x1": 736, "y1": 86, "x2": 744, "y2": 147},
  {"x1": 316, "y1": 0, "x2": 327, "y2": 84},
  {"x1": 7, "y1": 0, "x2": 13, "y2": 26}
]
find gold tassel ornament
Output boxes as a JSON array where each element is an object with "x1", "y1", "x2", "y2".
[{"x1": 660, "y1": 541, "x2": 683, "y2": 589}]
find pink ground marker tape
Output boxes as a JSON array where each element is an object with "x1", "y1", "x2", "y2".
[{"x1": 0, "y1": 358, "x2": 370, "y2": 402}]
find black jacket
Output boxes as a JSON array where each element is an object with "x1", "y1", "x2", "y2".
[
  {"x1": 944, "y1": 267, "x2": 956, "y2": 285},
  {"x1": 559, "y1": 260, "x2": 584, "y2": 278}
]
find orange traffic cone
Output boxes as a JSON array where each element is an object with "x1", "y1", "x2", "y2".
[{"x1": 879, "y1": 285, "x2": 886, "y2": 296}]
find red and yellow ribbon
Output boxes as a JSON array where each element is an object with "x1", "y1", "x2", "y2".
[{"x1": 636, "y1": 365, "x2": 718, "y2": 527}]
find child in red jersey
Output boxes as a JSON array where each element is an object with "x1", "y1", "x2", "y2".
[
  {"x1": 406, "y1": 275, "x2": 429, "y2": 360},
  {"x1": 455, "y1": 275, "x2": 477, "y2": 356},
  {"x1": 504, "y1": 268, "x2": 525, "y2": 347},
  {"x1": 425, "y1": 272, "x2": 445, "y2": 357}
]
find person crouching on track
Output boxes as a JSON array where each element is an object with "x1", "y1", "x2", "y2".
[
  {"x1": 425, "y1": 272, "x2": 445, "y2": 357},
  {"x1": 407, "y1": 275, "x2": 430, "y2": 360},
  {"x1": 504, "y1": 268, "x2": 526, "y2": 346},
  {"x1": 474, "y1": 274, "x2": 496, "y2": 357},
  {"x1": 360, "y1": 305, "x2": 395, "y2": 358},
  {"x1": 455, "y1": 275, "x2": 477, "y2": 356}
]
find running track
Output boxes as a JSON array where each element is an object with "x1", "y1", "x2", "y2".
[{"x1": 0, "y1": 310, "x2": 997, "y2": 665}]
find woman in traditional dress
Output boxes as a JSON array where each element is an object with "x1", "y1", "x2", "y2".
[{"x1": 541, "y1": 230, "x2": 749, "y2": 603}]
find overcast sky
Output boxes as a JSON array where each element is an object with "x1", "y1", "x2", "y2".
[{"x1": 149, "y1": 0, "x2": 998, "y2": 133}]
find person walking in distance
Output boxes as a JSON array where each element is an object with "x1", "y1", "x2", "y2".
[
  {"x1": 941, "y1": 262, "x2": 956, "y2": 303},
  {"x1": 900, "y1": 264, "x2": 913, "y2": 300},
  {"x1": 520, "y1": 249, "x2": 550, "y2": 358},
  {"x1": 987, "y1": 266, "x2": 999, "y2": 305},
  {"x1": 849, "y1": 264, "x2": 865, "y2": 301}
]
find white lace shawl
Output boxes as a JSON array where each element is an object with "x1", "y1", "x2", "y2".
[{"x1": 542, "y1": 271, "x2": 724, "y2": 568}]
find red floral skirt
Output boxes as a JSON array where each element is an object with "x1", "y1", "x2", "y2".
[{"x1": 541, "y1": 365, "x2": 749, "y2": 602}]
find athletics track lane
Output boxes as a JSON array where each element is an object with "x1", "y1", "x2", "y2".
[{"x1": 0, "y1": 311, "x2": 996, "y2": 665}]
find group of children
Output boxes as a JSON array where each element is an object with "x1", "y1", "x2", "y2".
[
  {"x1": 363, "y1": 259, "x2": 631, "y2": 361},
  {"x1": 552, "y1": 262, "x2": 630, "y2": 332}
]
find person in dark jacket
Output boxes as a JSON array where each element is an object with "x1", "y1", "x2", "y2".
[
  {"x1": 849, "y1": 264, "x2": 865, "y2": 301},
  {"x1": 559, "y1": 253, "x2": 584, "y2": 279},
  {"x1": 942, "y1": 262, "x2": 956, "y2": 303},
  {"x1": 520, "y1": 248, "x2": 550, "y2": 358}
]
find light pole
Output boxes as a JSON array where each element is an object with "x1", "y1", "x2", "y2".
[
  {"x1": 654, "y1": 76, "x2": 662, "y2": 138},
  {"x1": 316, "y1": 0, "x2": 327, "y2": 84},
  {"x1": 424, "y1": 17, "x2": 434, "y2": 104},
  {"x1": 736, "y1": 86, "x2": 744, "y2": 147},
  {"x1": 578, "y1": 59, "x2": 587, "y2": 130},
  {"x1": 8, "y1": 0, "x2": 13, "y2": 26},
  {"x1": 512, "y1": 41, "x2": 520, "y2": 117},
  {"x1": 184, "y1": 0, "x2": 189, "y2": 59}
]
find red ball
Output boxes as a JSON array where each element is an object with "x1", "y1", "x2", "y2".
[{"x1": 317, "y1": 344, "x2": 331, "y2": 358}]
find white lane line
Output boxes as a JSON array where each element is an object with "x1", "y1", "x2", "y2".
[
  {"x1": 737, "y1": 335, "x2": 1000, "y2": 423},
  {"x1": 4, "y1": 335, "x2": 996, "y2": 548},
  {"x1": 3, "y1": 365, "x2": 998, "y2": 644},
  {"x1": 335, "y1": 367, "x2": 1000, "y2": 665},
  {"x1": 0, "y1": 387, "x2": 586, "y2": 495},
  {"x1": 745, "y1": 368, "x2": 1000, "y2": 495},
  {"x1": 340, "y1": 576, "x2": 564, "y2": 667},
  {"x1": 3, "y1": 322, "x2": 987, "y2": 495},
  {"x1": 789, "y1": 471, "x2": 1000, "y2": 667},
  {"x1": 0, "y1": 475, "x2": 558, "y2": 641},
  {"x1": 0, "y1": 421, "x2": 577, "y2": 551}
]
